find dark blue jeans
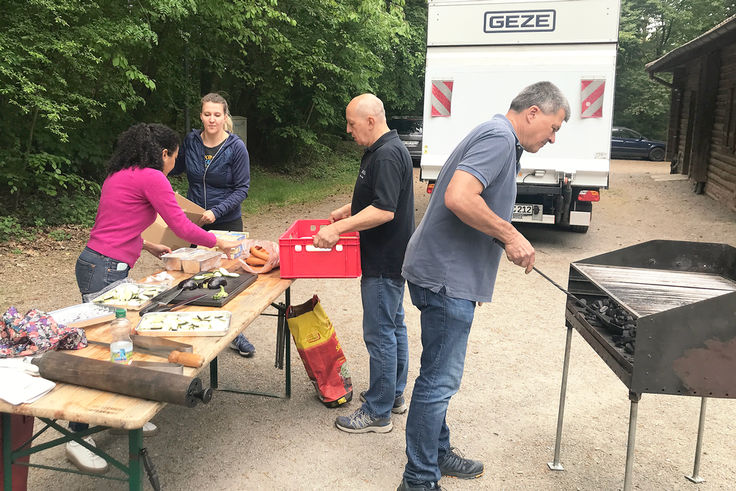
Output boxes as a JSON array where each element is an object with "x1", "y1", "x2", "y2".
[
  {"x1": 75, "y1": 246, "x2": 130, "y2": 297},
  {"x1": 360, "y1": 276, "x2": 409, "y2": 419},
  {"x1": 203, "y1": 217, "x2": 243, "y2": 232},
  {"x1": 403, "y1": 281, "x2": 476, "y2": 484},
  {"x1": 72, "y1": 246, "x2": 129, "y2": 432}
]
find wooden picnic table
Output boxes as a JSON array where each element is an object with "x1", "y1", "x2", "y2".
[{"x1": 1, "y1": 260, "x2": 293, "y2": 490}]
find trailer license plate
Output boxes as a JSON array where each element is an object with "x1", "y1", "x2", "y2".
[
  {"x1": 512, "y1": 204, "x2": 542, "y2": 221},
  {"x1": 513, "y1": 204, "x2": 533, "y2": 218}
]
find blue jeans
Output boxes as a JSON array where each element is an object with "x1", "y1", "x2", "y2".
[
  {"x1": 403, "y1": 281, "x2": 476, "y2": 484},
  {"x1": 360, "y1": 276, "x2": 409, "y2": 419},
  {"x1": 75, "y1": 246, "x2": 130, "y2": 298}
]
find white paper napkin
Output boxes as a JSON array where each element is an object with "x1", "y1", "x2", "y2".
[{"x1": 0, "y1": 367, "x2": 55, "y2": 405}]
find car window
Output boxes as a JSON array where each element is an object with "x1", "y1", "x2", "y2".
[
  {"x1": 388, "y1": 119, "x2": 422, "y2": 134},
  {"x1": 622, "y1": 128, "x2": 641, "y2": 139}
]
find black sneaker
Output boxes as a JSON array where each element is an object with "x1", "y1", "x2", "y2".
[
  {"x1": 359, "y1": 390, "x2": 408, "y2": 414},
  {"x1": 438, "y1": 447, "x2": 484, "y2": 479},
  {"x1": 396, "y1": 478, "x2": 442, "y2": 490}
]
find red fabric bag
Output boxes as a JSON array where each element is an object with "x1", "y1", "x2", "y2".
[
  {"x1": 286, "y1": 296, "x2": 352, "y2": 407},
  {"x1": 0, "y1": 414, "x2": 33, "y2": 490}
]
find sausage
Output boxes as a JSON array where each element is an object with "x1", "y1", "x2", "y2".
[
  {"x1": 245, "y1": 255, "x2": 266, "y2": 266},
  {"x1": 249, "y1": 245, "x2": 270, "y2": 261}
]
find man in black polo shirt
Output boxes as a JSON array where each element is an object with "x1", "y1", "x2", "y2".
[{"x1": 314, "y1": 93, "x2": 415, "y2": 433}]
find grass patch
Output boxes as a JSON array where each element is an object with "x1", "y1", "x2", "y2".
[
  {"x1": 243, "y1": 167, "x2": 355, "y2": 214},
  {"x1": 244, "y1": 140, "x2": 360, "y2": 214}
]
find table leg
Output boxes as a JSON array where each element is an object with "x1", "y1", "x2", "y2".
[
  {"x1": 285, "y1": 325, "x2": 291, "y2": 398},
  {"x1": 128, "y1": 429, "x2": 143, "y2": 491},
  {"x1": 215, "y1": 286, "x2": 292, "y2": 398},
  {"x1": 210, "y1": 356, "x2": 219, "y2": 389},
  {"x1": 283, "y1": 287, "x2": 291, "y2": 398}
]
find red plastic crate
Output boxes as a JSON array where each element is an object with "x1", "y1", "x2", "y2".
[{"x1": 279, "y1": 219, "x2": 361, "y2": 278}]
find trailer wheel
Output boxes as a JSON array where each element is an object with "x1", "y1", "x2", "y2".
[
  {"x1": 648, "y1": 147, "x2": 665, "y2": 161},
  {"x1": 570, "y1": 224, "x2": 589, "y2": 233}
]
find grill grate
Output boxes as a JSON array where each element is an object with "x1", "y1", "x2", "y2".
[{"x1": 573, "y1": 263, "x2": 736, "y2": 317}]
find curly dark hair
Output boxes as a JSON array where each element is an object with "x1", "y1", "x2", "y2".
[{"x1": 106, "y1": 123, "x2": 180, "y2": 175}]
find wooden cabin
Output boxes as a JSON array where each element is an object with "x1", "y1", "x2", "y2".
[{"x1": 646, "y1": 15, "x2": 736, "y2": 211}]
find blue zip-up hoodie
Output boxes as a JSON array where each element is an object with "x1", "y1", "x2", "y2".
[{"x1": 172, "y1": 130, "x2": 250, "y2": 225}]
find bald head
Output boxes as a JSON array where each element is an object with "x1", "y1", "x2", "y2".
[
  {"x1": 348, "y1": 94, "x2": 386, "y2": 122},
  {"x1": 345, "y1": 94, "x2": 390, "y2": 147}
]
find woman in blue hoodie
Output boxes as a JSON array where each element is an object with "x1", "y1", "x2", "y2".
[{"x1": 172, "y1": 92, "x2": 255, "y2": 357}]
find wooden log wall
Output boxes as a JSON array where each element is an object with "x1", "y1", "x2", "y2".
[{"x1": 709, "y1": 44, "x2": 736, "y2": 211}]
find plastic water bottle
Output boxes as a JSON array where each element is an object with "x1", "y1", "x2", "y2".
[{"x1": 109, "y1": 308, "x2": 133, "y2": 364}]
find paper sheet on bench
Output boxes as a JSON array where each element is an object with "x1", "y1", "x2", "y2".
[{"x1": 0, "y1": 368, "x2": 55, "y2": 405}]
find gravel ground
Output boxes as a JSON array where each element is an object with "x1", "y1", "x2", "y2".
[{"x1": 3, "y1": 159, "x2": 736, "y2": 490}]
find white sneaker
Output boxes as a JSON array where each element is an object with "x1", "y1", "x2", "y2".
[
  {"x1": 65, "y1": 436, "x2": 109, "y2": 474},
  {"x1": 142, "y1": 421, "x2": 158, "y2": 436},
  {"x1": 109, "y1": 421, "x2": 158, "y2": 436}
]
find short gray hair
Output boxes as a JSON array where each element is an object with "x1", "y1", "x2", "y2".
[{"x1": 509, "y1": 81, "x2": 570, "y2": 122}]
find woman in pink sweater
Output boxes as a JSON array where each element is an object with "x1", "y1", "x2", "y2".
[
  {"x1": 76, "y1": 123, "x2": 239, "y2": 297},
  {"x1": 68, "y1": 123, "x2": 241, "y2": 474}
]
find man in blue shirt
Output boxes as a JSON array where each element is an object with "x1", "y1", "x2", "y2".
[{"x1": 398, "y1": 81, "x2": 570, "y2": 490}]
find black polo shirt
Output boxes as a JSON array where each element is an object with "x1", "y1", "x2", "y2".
[{"x1": 351, "y1": 129, "x2": 415, "y2": 278}]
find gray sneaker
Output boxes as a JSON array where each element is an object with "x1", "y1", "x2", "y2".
[
  {"x1": 335, "y1": 407, "x2": 393, "y2": 434},
  {"x1": 359, "y1": 390, "x2": 408, "y2": 414}
]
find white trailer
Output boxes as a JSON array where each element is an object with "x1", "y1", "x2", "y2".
[{"x1": 421, "y1": 0, "x2": 620, "y2": 232}]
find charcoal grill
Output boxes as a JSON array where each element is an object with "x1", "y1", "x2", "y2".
[{"x1": 547, "y1": 240, "x2": 736, "y2": 490}]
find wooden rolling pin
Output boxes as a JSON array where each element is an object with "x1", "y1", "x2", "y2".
[{"x1": 32, "y1": 351, "x2": 212, "y2": 407}]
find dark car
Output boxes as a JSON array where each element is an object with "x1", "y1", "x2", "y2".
[
  {"x1": 388, "y1": 116, "x2": 422, "y2": 165},
  {"x1": 611, "y1": 126, "x2": 666, "y2": 161}
]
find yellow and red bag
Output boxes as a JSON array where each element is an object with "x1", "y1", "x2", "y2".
[{"x1": 286, "y1": 295, "x2": 352, "y2": 407}]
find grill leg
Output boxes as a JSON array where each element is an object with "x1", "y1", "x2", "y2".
[
  {"x1": 623, "y1": 392, "x2": 641, "y2": 491},
  {"x1": 685, "y1": 397, "x2": 707, "y2": 484},
  {"x1": 548, "y1": 324, "x2": 574, "y2": 471}
]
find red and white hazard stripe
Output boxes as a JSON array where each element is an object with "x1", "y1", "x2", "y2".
[
  {"x1": 431, "y1": 80, "x2": 453, "y2": 117},
  {"x1": 581, "y1": 79, "x2": 605, "y2": 118}
]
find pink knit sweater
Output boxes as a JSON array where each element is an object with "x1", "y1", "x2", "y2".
[{"x1": 86, "y1": 167, "x2": 216, "y2": 267}]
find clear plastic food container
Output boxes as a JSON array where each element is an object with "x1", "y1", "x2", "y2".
[{"x1": 161, "y1": 248, "x2": 223, "y2": 273}]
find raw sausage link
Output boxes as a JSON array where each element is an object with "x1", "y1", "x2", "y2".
[
  {"x1": 249, "y1": 245, "x2": 270, "y2": 261},
  {"x1": 245, "y1": 255, "x2": 266, "y2": 266}
]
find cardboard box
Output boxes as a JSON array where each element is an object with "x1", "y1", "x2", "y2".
[
  {"x1": 201, "y1": 230, "x2": 249, "y2": 259},
  {"x1": 142, "y1": 193, "x2": 205, "y2": 250}
]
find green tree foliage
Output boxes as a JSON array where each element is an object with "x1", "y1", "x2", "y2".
[
  {"x1": 0, "y1": 0, "x2": 427, "y2": 222},
  {"x1": 615, "y1": 0, "x2": 736, "y2": 139},
  {"x1": 0, "y1": 0, "x2": 196, "y2": 212}
]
